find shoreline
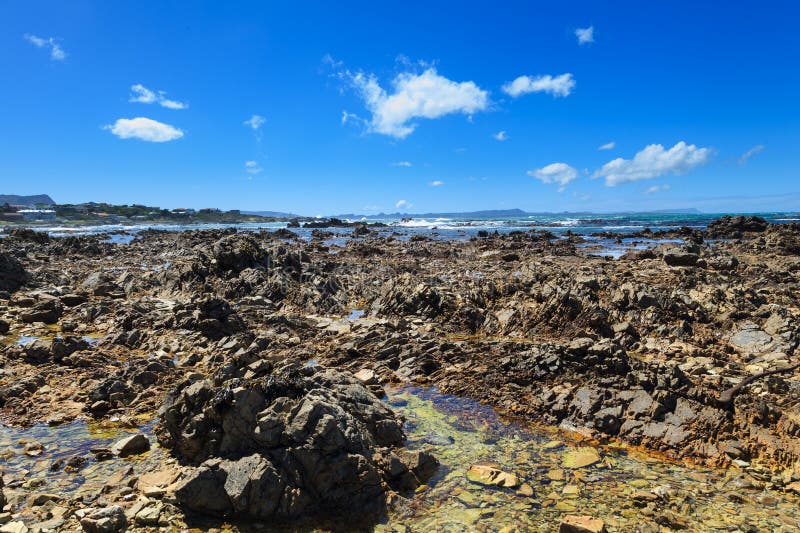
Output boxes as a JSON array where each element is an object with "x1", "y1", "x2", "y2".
[{"x1": 2, "y1": 214, "x2": 800, "y2": 531}]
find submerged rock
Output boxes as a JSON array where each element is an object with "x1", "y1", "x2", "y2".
[
  {"x1": 560, "y1": 515, "x2": 607, "y2": 533},
  {"x1": 562, "y1": 447, "x2": 601, "y2": 469},
  {"x1": 466, "y1": 462, "x2": 519, "y2": 488},
  {"x1": 158, "y1": 360, "x2": 437, "y2": 526}
]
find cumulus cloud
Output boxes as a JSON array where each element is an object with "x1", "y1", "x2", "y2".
[
  {"x1": 502, "y1": 73, "x2": 575, "y2": 98},
  {"x1": 243, "y1": 114, "x2": 266, "y2": 130},
  {"x1": 24, "y1": 34, "x2": 66, "y2": 61},
  {"x1": 598, "y1": 141, "x2": 615, "y2": 150},
  {"x1": 245, "y1": 160, "x2": 263, "y2": 174},
  {"x1": 429, "y1": 180, "x2": 444, "y2": 187},
  {"x1": 129, "y1": 84, "x2": 188, "y2": 109},
  {"x1": 528, "y1": 162, "x2": 578, "y2": 192},
  {"x1": 343, "y1": 67, "x2": 489, "y2": 138},
  {"x1": 391, "y1": 161, "x2": 412, "y2": 167},
  {"x1": 738, "y1": 144, "x2": 765, "y2": 165},
  {"x1": 105, "y1": 117, "x2": 184, "y2": 142},
  {"x1": 493, "y1": 130, "x2": 508, "y2": 141},
  {"x1": 594, "y1": 141, "x2": 712, "y2": 186},
  {"x1": 645, "y1": 184, "x2": 672, "y2": 194},
  {"x1": 395, "y1": 199, "x2": 412, "y2": 209},
  {"x1": 575, "y1": 26, "x2": 594, "y2": 44}
]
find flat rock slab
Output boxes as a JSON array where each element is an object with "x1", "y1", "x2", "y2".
[
  {"x1": 560, "y1": 515, "x2": 607, "y2": 533},
  {"x1": 562, "y1": 447, "x2": 601, "y2": 469}
]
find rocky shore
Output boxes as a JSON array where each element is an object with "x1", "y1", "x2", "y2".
[{"x1": 2, "y1": 216, "x2": 800, "y2": 531}]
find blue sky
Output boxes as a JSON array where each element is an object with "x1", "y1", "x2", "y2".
[{"x1": 2, "y1": 1, "x2": 798, "y2": 214}]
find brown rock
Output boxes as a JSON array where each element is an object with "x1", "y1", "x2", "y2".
[{"x1": 560, "y1": 515, "x2": 607, "y2": 533}]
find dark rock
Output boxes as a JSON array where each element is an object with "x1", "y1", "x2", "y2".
[
  {"x1": 20, "y1": 299, "x2": 62, "y2": 324},
  {"x1": 111, "y1": 434, "x2": 150, "y2": 457},
  {"x1": 0, "y1": 251, "x2": 28, "y2": 292},
  {"x1": 663, "y1": 248, "x2": 699, "y2": 267},
  {"x1": 159, "y1": 361, "x2": 436, "y2": 526},
  {"x1": 60, "y1": 293, "x2": 88, "y2": 307},
  {"x1": 78, "y1": 505, "x2": 128, "y2": 533},
  {"x1": 706, "y1": 215, "x2": 769, "y2": 238},
  {"x1": 7, "y1": 227, "x2": 49, "y2": 244}
]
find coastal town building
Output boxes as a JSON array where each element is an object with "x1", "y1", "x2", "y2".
[{"x1": 18, "y1": 209, "x2": 56, "y2": 221}]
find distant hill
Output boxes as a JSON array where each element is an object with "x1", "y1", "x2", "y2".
[
  {"x1": 335, "y1": 208, "x2": 530, "y2": 219},
  {"x1": 242, "y1": 210, "x2": 301, "y2": 218},
  {"x1": 333, "y1": 207, "x2": 702, "y2": 219},
  {"x1": 0, "y1": 194, "x2": 55, "y2": 206}
]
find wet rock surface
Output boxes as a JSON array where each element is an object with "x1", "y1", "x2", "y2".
[{"x1": 2, "y1": 220, "x2": 800, "y2": 530}]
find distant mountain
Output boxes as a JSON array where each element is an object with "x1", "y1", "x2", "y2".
[
  {"x1": 0, "y1": 194, "x2": 55, "y2": 206},
  {"x1": 242, "y1": 210, "x2": 301, "y2": 218},
  {"x1": 642, "y1": 208, "x2": 702, "y2": 214},
  {"x1": 335, "y1": 208, "x2": 530, "y2": 219},
  {"x1": 333, "y1": 207, "x2": 702, "y2": 219}
]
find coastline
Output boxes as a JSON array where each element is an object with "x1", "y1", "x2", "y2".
[{"x1": 2, "y1": 214, "x2": 800, "y2": 531}]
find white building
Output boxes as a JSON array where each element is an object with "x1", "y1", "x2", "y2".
[{"x1": 18, "y1": 209, "x2": 57, "y2": 221}]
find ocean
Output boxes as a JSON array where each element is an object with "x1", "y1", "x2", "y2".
[{"x1": 13, "y1": 211, "x2": 799, "y2": 241}]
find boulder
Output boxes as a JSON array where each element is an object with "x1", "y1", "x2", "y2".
[
  {"x1": 0, "y1": 252, "x2": 28, "y2": 293},
  {"x1": 663, "y1": 248, "x2": 699, "y2": 267},
  {"x1": 158, "y1": 360, "x2": 437, "y2": 526},
  {"x1": 20, "y1": 299, "x2": 62, "y2": 324},
  {"x1": 77, "y1": 506, "x2": 127, "y2": 533},
  {"x1": 111, "y1": 434, "x2": 150, "y2": 457},
  {"x1": 706, "y1": 215, "x2": 769, "y2": 238}
]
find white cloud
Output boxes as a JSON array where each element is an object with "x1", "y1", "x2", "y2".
[
  {"x1": 528, "y1": 162, "x2": 578, "y2": 192},
  {"x1": 493, "y1": 130, "x2": 508, "y2": 141},
  {"x1": 105, "y1": 117, "x2": 184, "y2": 142},
  {"x1": 502, "y1": 73, "x2": 575, "y2": 98},
  {"x1": 345, "y1": 67, "x2": 489, "y2": 138},
  {"x1": 24, "y1": 34, "x2": 66, "y2": 61},
  {"x1": 598, "y1": 141, "x2": 615, "y2": 150},
  {"x1": 129, "y1": 84, "x2": 157, "y2": 104},
  {"x1": 392, "y1": 161, "x2": 412, "y2": 167},
  {"x1": 645, "y1": 184, "x2": 672, "y2": 194},
  {"x1": 429, "y1": 180, "x2": 444, "y2": 187},
  {"x1": 575, "y1": 26, "x2": 594, "y2": 45},
  {"x1": 244, "y1": 160, "x2": 263, "y2": 174},
  {"x1": 595, "y1": 141, "x2": 712, "y2": 186},
  {"x1": 244, "y1": 114, "x2": 266, "y2": 130},
  {"x1": 738, "y1": 144, "x2": 765, "y2": 165},
  {"x1": 395, "y1": 199, "x2": 412, "y2": 209},
  {"x1": 159, "y1": 96, "x2": 188, "y2": 110},
  {"x1": 129, "y1": 84, "x2": 188, "y2": 109}
]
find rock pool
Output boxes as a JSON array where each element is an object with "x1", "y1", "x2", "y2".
[
  {"x1": 381, "y1": 387, "x2": 800, "y2": 532},
  {"x1": 2, "y1": 387, "x2": 800, "y2": 532}
]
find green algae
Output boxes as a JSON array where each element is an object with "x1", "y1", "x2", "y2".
[
  {"x1": 379, "y1": 386, "x2": 800, "y2": 532},
  {"x1": 2, "y1": 387, "x2": 800, "y2": 531}
]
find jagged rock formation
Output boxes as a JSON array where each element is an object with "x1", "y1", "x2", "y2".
[{"x1": 157, "y1": 359, "x2": 437, "y2": 526}]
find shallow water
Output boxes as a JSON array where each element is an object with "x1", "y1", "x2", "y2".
[
  {"x1": 2, "y1": 387, "x2": 799, "y2": 531},
  {"x1": 381, "y1": 387, "x2": 800, "y2": 532},
  {"x1": 0, "y1": 420, "x2": 163, "y2": 502}
]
